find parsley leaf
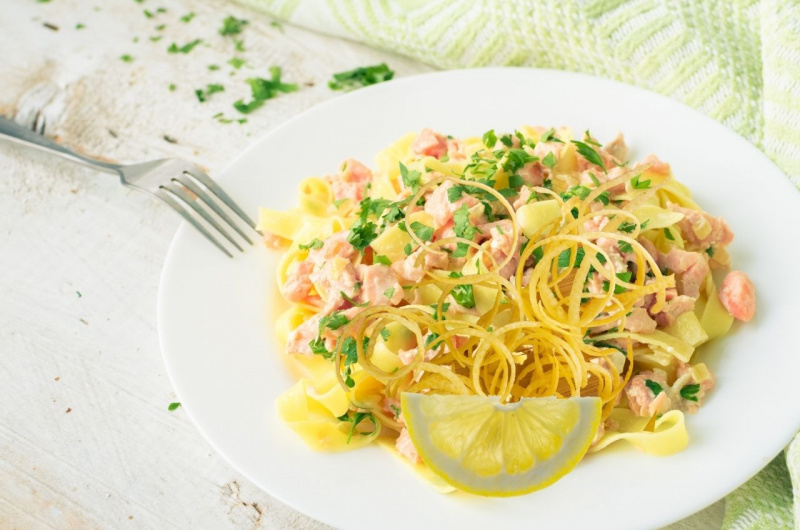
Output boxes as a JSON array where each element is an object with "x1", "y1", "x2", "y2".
[
  {"x1": 409, "y1": 221, "x2": 434, "y2": 242},
  {"x1": 403, "y1": 242, "x2": 413, "y2": 256},
  {"x1": 234, "y1": 67, "x2": 298, "y2": 114},
  {"x1": 380, "y1": 328, "x2": 391, "y2": 341},
  {"x1": 508, "y1": 174, "x2": 524, "y2": 188},
  {"x1": 539, "y1": 128, "x2": 564, "y2": 143},
  {"x1": 452, "y1": 204, "x2": 476, "y2": 258},
  {"x1": 571, "y1": 140, "x2": 607, "y2": 173},
  {"x1": 383, "y1": 287, "x2": 395, "y2": 298},
  {"x1": 542, "y1": 151, "x2": 557, "y2": 169},
  {"x1": 680, "y1": 384, "x2": 701, "y2": 402},
  {"x1": 373, "y1": 254, "x2": 392, "y2": 266},
  {"x1": 167, "y1": 39, "x2": 202, "y2": 54},
  {"x1": 645, "y1": 379, "x2": 664, "y2": 396},
  {"x1": 449, "y1": 272, "x2": 475, "y2": 309},
  {"x1": 319, "y1": 311, "x2": 349, "y2": 333},
  {"x1": 168, "y1": 402, "x2": 181, "y2": 411},
  {"x1": 602, "y1": 271, "x2": 633, "y2": 294},
  {"x1": 389, "y1": 404, "x2": 401, "y2": 418},
  {"x1": 298, "y1": 238, "x2": 323, "y2": 250},
  {"x1": 558, "y1": 247, "x2": 585, "y2": 268},
  {"x1": 618, "y1": 221, "x2": 637, "y2": 233},
  {"x1": 502, "y1": 149, "x2": 537, "y2": 174},
  {"x1": 630, "y1": 175, "x2": 651, "y2": 189},
  {"x1": 482, "y1": 129, "x2": 497, "y2": 148},
  {"x1": 220, "y1": 15, "x2": 248, "y2": 36},
  {"x1": 338, "y1": 411, "x2": 378, "y2": 443},
  {"x1": 399, "y1": 163, "x2": 421, "y2": 193},
  {"x1": 309, "y1": 336, "x2": 331, "y2": 358},
  {"x1": 228, "y1": 57, "x2": 246, "y2": 69},
  {"x1": 328, "y1": 63, "x2": 394, "y2": 91},
  {"x1": 618, "y1": 240, "x2": 633, "y2": 253},
  {"x1": 664, "y1": 228, "x2": 675, "y2": 241},
  {"x1": 180, "y1": 12, "x2": 195, "y2": 23},
  {"x1": 583, "y1": 130, "x2": 602, "y2": 147},
  {"x1": 347, "y1": 219, "x2": 379, "y2": 250},
  {"x1": 705, "y1": 246, "x2": 715, "y2": 257},
  {"x1": 194, "y1": 83, "x2": 224, "y2": 103},
  {"x1": 447, "y1": 184, "x2": 464, "y2": 203}
]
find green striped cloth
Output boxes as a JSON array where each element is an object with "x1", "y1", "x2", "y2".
[{"x1": 237, "y1": 1, "x2": 800, "y2": 526}]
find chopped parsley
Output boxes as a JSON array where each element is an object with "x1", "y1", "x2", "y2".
[
  {"x1": 309, "y1": 336, "x2": 330, "y2": 358},
  {"x1": 664, "y1": 228, "x2": 675, "y2": 241},
  {"x1": 680, "y1": 384, "x2": 701, "y2": 402},
  {"x1": 630, "y1": 174, "x2": 651, "y2": 189},
  {"x1": 233, "y1": 66, "x2": 298, "y2": 114},
  {"x1": 539, "y1": 128, "x2": 564, "y2": 143},
  {"x1": 403, "y1": 242, "x2": 413, "y2": 256},
  {"x1": 508, "y1": 174, "x2": 525, "y2": 188},
  {"x1": 571, "y1": 140, "x2": 607, "y2": 173},
  {"x1": 501, "y1": 149, "x2": 537, "y2": 174},
  {"x1": 583, "y1": 130, "x2": 602, "y2": 147},
  {"x1": 167, "y1": 39, "x2": 202, "y2": 54},
  {"x1": 380, "y1": 328, "x2": 391, "y2": 341},
  {"x1": 194, "y1": 83, "x2": 224, "y2": 102},
  {"x1": 168, "y1": 83, "x2": 176, "y2": 91},
  {"x1": 431, "y1": 302, "x2": 450, "y2": 321},
  {"x1": 645, "y1": 379, "x2": 664, "y2": 396},
  {"x1": 383, "y1": 287, "x2": 395, "y2": 299},
  {"x1": 220, "y1": 15, "x2": 248, "y2": 36},
  {"x1": 482, "y1": 129, "x2": 497, "y2": 148},
  {"x1": 542, "y1": 151, "x2": 557, "y2": 169},
  {"x1": 270, "y1": 20, "x2": 284, "y2": 31},
  {"x1": 705, "y1": 247, "x2": 715, "y2": 257},
  {"x1": 180, "y1": 12, "x2": 195, "y2": 23},
  {"x1": 389, "y1": 404, "x2": 401, "y2": 418},
  {"x1": 319, "y1": 311, "x2": 349, "y2": 333},
  {"x1": 373, "y1": 254, "x2": 392, "y2": 266},
  {"x1": 208, "y1": 64, "x2": 220, "y2": 71},
  {"x1": 558, "y1": 247, "x2": 586, "y2": 268},
  {"x1": 298, "y1": 238, "x2": 323, "y2": 250},
  {"x1": 449, "y1": 272, "x2": 476, "y2": 309},
  {"x1": 603, "y1": 271, "x2": 633, "y2": 294},
  {"x1": 347, "y1": 219, "x2": 379, "y2": 250},
  {"x1": 75, "y1": 23, "x2": 85, "y2": 29},
  {"x1": 120, "y1": 54, "x2": 133, "y2": 62},
  {"x1": 618, "y1": 240, "x2": 633, "y2": 253},
  {"x1": 168, "y1": 402, "x2": 181, "y2": 411},
  {"x1": 452, "y1": 204, "x2": 477, "y2": 258},
  {"x1": 447, "y1": 184, "x2": 464, "y2": 203},
  {"x1": 341, "y1": 291, "x2": 367, "y2": 307},
  {"x1": 228, "y1": 57, "x2": 246, "y2": 69},
  {"x1": 618, "y1": 221, "x2": 637, "y2": 233},
  {"x1": 399, "y1": 162, "x2": 421, "y2": 193},
  {"x1": 339, "y1": 336, "x2": 368, "y2": 388},
  {"x1": 338, "y1": 411, "x2": 378, "y2": 443},
  {"x1": 409, "y1": 221, "x2": 434, "y2": 242},
  {"x1": 328, "y1": 63, "x2": 394, "y2": 91}
]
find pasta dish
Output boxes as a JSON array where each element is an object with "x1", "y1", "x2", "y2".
[{"x1": 258, "y1": 126, "x2": 755, "y2": 495}]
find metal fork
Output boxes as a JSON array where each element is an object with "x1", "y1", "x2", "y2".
[{"x1": 0, "y1": 116, "x2": 257, "y2": 257}]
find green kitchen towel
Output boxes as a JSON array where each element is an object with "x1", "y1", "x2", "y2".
[
  {"x1": 238, "y1": 0, "x2": 800, "y2": 188},
  {"x1": 235, "y1": 1, "x2": 800, "y2": 527}
]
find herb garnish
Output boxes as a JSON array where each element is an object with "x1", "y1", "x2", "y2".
[
  {"x1": 630, "y1": 175, "x2": 651, "y2": 189},
  {"x1": 233, "y1": 66, "x2": 298, "y2": 114},
  {"x1": 194, "y1": 83, "x2": 224, "y2": 102},
  {"x1": 298, "y1": 238, "x2": 323, "y2": 250},
  {"x1": 167, "y1": 39, "x2": 202, "y2": 54},
  {"x1": 571, "y1": 140, "x2": 607, "y2": 173},
  {"x1": 645, "y1": 379, "x2": 664, "y2": 396},
  {"x1": 220, "y1": 15, "x2": 248, "y2": 36},
  {"x1": 328, "y1": 63, "x2": 394, "y2": 91},
  {"x1": 449, "y1": 272, "x2": 476, "y2": 309},
  {"x1": 680, "y1": 384, "x2": 701, "y2": 402}
]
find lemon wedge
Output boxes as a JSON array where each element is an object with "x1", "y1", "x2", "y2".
[{"x1": 401, "y1": 393, "x2": 602, "y2": 496}]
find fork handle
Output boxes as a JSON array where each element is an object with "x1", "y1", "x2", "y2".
[{"x1": 0, "y1": 116, "x2": 121, "y2": 175}]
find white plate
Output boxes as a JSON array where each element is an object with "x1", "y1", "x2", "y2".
[{"x1": 158, "y1": 68, "x2": 800, "y2": 529}]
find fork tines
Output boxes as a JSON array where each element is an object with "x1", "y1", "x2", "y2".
[{"x1": 156, "y1": 169, "x2": 258, "y2": 257}]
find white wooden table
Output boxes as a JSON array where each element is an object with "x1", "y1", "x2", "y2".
[{"x1": 0, "y1": 0, "x2": 723, "y2": 527}]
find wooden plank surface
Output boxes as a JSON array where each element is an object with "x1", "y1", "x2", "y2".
[{"x1": 0, "y1": 0, "x2": 722, "y2": 527}]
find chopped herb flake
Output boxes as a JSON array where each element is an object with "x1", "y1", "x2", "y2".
[
  {"x1": 220, "y1": 15, "x2": 248, "y2": 36},
  {"x1": 680, "y1": 384, "x2": 701, "y2": 402},
  {"x1": 328, "y1": 63, "x2": 394, "y2": 91},
  {"x1": 571, "y1": 140, "x2": 607, "y2": 173},
  {"x1": 645, "y1": 379, "x2": 664, "y2": 396}
]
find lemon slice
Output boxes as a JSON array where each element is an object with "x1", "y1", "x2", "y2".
[{"x1": 401, "y1": 393, "x2": 602, "y2": 496}]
